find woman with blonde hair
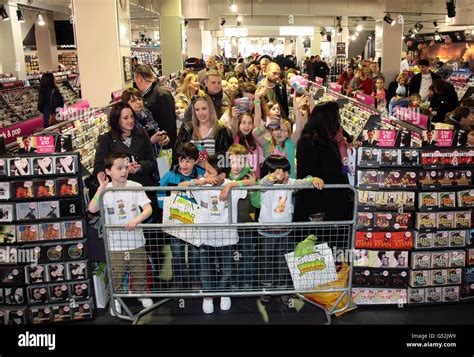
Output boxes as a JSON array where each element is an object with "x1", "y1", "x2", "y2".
[
  {"x1": 175, "y1": 72, "x2": 205, "y2": 106},
  {"x1": 174, "y1": 94, "x2": 233, "y2": 166}
]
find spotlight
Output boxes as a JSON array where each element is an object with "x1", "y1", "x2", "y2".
[
  {"x1": 184, "y1": 20, "x2": 188, "y2": 26},
  {"x1": 413, "y1": 22, "x2": 423, "y2": 33},
  {"x1": 408, "y1": 29, "x2": 415, "y2": 38},
  {"x1": 455, "y1": 32, "x2": 462, "y2": 40},
  {"x1": 237, "y1": 15, "x2": 243, "y2": 22},
  {"x1": 446, "y1": 0, "x2": 456, "y2": 18},
  {"x1": 0, "y1": 5, "x2": 10, "y2": 21},
  {"x1": 220, "y1": 18, "x2": 226, "y2": 26},
  {"x1": 355, "y1": 31, "x2": 359, "y2": 37},
  {"x1": 368, "y1": 34, "x2": 373, "y2": 40},
  {"x1": 230, "y1": 2, "x2": 237, "y2": 12},
  {"x1": 338, "y1": 26, "x2": 343, "y2": 33},
  {"x1": 37, "y1": 14, "x2": 45, "y2": 26},
  {"x1": 383, "y1": 13, "x2": 396, "y2": 26},
  {"x1": 433, "y1": 20, "x2": 439, "y2": 28},
  {"x1": 17, "y1": 9, "x2": 24, "y2": 23},
  {"x1": 356, "y1": 23, "x2": 363, "y2": 32},
  {"x1": 434, "y1": 30, "x2": 441, "y2": 41},
  {"x1": 326, "y1": 34, "x2": 331, "y2": 42},
  {"x1": 351, "y1": 34, "x2": 356, "y2": 41}
]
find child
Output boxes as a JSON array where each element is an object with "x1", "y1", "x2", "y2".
[
  {"x1": 88, "y1": 153, "x2": 153, "y2": 315},
  {"x1": 465, "y1": 125, "x2": 474, "y2": 147},
  {"x1": 230, "y1": 112, "x2": 261, "y2": 177},
  {"x1": 179, "y1": 153, "x2": 247, "y2": 314},
  {"x1": 252, "y1": 94, "x2": 306, "y2": 178},
  {"x1": 349, "y1": 68, "x2": 362, "y2": 94},
  {"x1": 258, "y1": 155, "x2": 324, "y2": 304},
  {"x1": 409, "y1": 93, "x2": 422, "y2": 109},
  {"x1": 388, "y1": 86, "x2": 409, "y2": 115},
  {"x1": 372, "y1": 77, "x2": 387, "y2": 112},
  {"x1": 158, "y1": 143, "x2": 204, "y2": 289},
  {"x1": 220, "y1": 144, "x2": 258, "y2": 288},
  {"x1": 175, "y1": 99, "x2": 188, "y2": 130}
]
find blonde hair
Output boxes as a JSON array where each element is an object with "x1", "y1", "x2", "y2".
[
  {"x1": 409, "y1": 93, "x2": 421, "y2": 103},
  {"x1": 175, "y1": 98, "x2": 188, "y2": 110},
  {"x1": 178, "y1": 73, "x2": 201, "y2": 100},
  {"x1": 191, "y1": 95, "x2": 220, "y2": 140},
  {"x1": 269, "y1": 119, "x2": 292, "y2": 153},
  {"x1": 227, "y1": 143, "x2": 248, "y2": 156}
]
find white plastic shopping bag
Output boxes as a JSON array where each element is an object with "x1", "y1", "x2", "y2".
[
  {"x1": 285, "y1": 239, "x2": 337, "y2": 290},
  {"x1": 162, "y1": 192, "x2": 206, "y2": 246}
]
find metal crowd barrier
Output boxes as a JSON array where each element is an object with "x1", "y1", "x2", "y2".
[{"x1": 99, "y1": 184, "x2": 357, "y2": 324}]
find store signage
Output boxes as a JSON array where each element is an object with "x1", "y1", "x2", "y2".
[
  {"x1": 355, "y1": 92, "x2": 375, "y2": 107},
  {"x1": 314, "y1": 77, "x2": 324, "y2": 86},
  {"x1": 0, "y1": 80, "x2": 24, "y2": 89},
  {"x1": 225, "y1": 27, "x2": 248, "y2": 37},
  {"x1": 436, "y1": 130, "x2": 454, "y2": 147},
  {"x1": 328, "y1": 82, "x2": 342, "y2": 93},
  {"x1": 336, "y1": 42, "x2": 346, "y2": 58},
  {"x1": 0, "y1": 116, "x2": 43, "y2": 145},
  {"x1": 111, "y1": 89, "x2": 125, "y2": 102},
  {"x1": 393, "y1": 107, "x2": 429, "y2": 130},
  {"x1": 378, "y1": 130, "x2": 397, "y2": 147},
  {"x1": 279, "y1": 26, "x2": 314, "y2": 36}
]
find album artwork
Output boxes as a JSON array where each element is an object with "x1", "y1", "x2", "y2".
[
  {"x1": 17, "y1": 224, "x2": 39, "y2": 242},
  {"x1": 433, "y1": 231, "x2": 450, "y2": 248},
  {"x1": 442, "y1": 286, "x2": 460, "y2": 302},
  {"x1": 7, "y1": 308, "x2": 26, "y2": 325},
  {"x1": 55, "y1": 155, "x2": 76, "y2": 174},
  {"x1": 418, "y1": 171, "x2": 438, "y2": 186},
  {"x1": 34, "y1": 180, "x2": 56, "y2": 198},
  {"x1": 416, "y1": 212, "x2": 437, "y2": 229},
  {"x1": 431, "y1": 252, "x2": 449, "y2": 269},
  {"x1": 0, "y1": 204, "x2": 14, "y2": 222},
  {"x1": 28, "y1": 286, "x2": 49, "y2": 305},
  {"x1": 25, "y1": 264, "x2": 47, "y2": 284},
  {"x1": 63, "y1": 221, "x2": 83, "y2": 239},
  {"x1": 454, "y1": 211, "x2": 471, "y2": 229},
  {"x1": 431, "y1": 270, "x2": 447, "y2": 286},
  {"x1": 39, "y1": 223, "x2": 61, "y2": 241},
  {"x1": 48, "y1": 263, "x2": 67, "y2": 282},
  {"x1": 58, "y1": 178, "x2": 79, "y2": 197},
  {"x1": 425, "y1": 287, "x2": 442, "y2": 303},
  {"x1": 13, "y1": 181, "x2": 34, "y2": 199},
  {"x1": 449, "y1": 230, "x2": 467, "y2": 247},
  {"x1": 449, "y1": 251, "x2": 466, "y2": 268},
  {"x1": 437, "y1": 212, "x2": 454, "y2": 229},
  {"x1": 32, "y1": 156, "x2": 54, "y2": 175},
  {"x1": 358, "y1": 148, "x2": 380, "y2": 166},
  {"x1": 358, "y1": 170, "x2": 380, "y2": 188},
  {"x1": 52, "y1": 304, "x2": 72, "y2": 322},
  {"x1": 411, "y1": 252, "x2": 431, "y2": 270},
  {"x1": 16, "y1": 202, "x2": 38, "y2": 221},
  {"x1": 418, "y1": 192, "x2": 438, "y2": 209},
  {"x1": 446, "y1": 269, "x2": 462, "y2": 285},
  {"x1": 414, "y1": 232, "x2": 434, "y2": 249},
  {"x1": 0, "y1": 225, "x2": 16, "y2": 244},
  {"x1": 408, "y1": 288, "x2": 425, "y2": 304},
  {"x1": 31, "y1": 307, "x2": 52, "y2": 324},
  {"x1": 5, "y1": 287, "x2": 24, "y2": 305},
  {"x1": 400, "y1": 149, "x2": 419, "y2": 166},
  {"x1": 38, "y1": 201, "x2": 60, "y2": 220},
  {"x1": 457, "y1": 190, "x2": 474, "y2": 207},
  {"x1": 8, "y1": 157, "x2": 31, "y2": 176},
  {"x1": 455, "y1": 170, "x2": 472, "y2": 186},
  {"x1": 0, "y1": 182, "x2": 10, "y2": 200},
  {"x1": 45, "y1": 244, "x2": 64, "y2": 262},
  {"x1": 72, "y1": 301, "x2": 93, "y2": 320},
  {"x1": 410, "y1": 271, "x2": 429, "y2": 287},
  {"x1": 71, "y1": 282, "x2": 90, "y2": 300},
  {"x1": 50, "y1": 284, "x2": 70, "y2": 302},
  {"x1": 66, "y1": 241, "x2": 86, "y2": 260},
  {"x1": 0, "y1": 266, "x2": 22, "y2": 285},
  {"x1": 379, "y1": 149, "x2": 398, "y2": 166},
  {"x1": 357, "y1": 212, "x2": 374, "y2": 229},
  {"x1": 68, "y1": 261, "x2": 87, "y2": 280},
  {"x1": 438, "y1": 192, "x2": 456, "y2": 208}
]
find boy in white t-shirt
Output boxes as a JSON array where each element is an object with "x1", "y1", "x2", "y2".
[
  {"x1": 179, "y1": 153, "x2": 247, "y2": 314},
  {"x1": 258, "y1": 155, "x2": 324, "y2": 303},
  {"x1": 88, "y1": 153, "x2": 153, "y2": 315}
]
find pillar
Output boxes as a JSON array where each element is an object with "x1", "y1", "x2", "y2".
[
  {"x1": 186, "y1": 20, "x2": 202, "y2": 58},
  {"x1": 230, "y1": 36, "x2": 239, "y2": 58},
  {"x1": 160, "y1": 0, "x2": 183, "y2": 76},
  {"x1": 73, "y1": 0, "x2": 129, "y2": 107},
  {"x1": 284, "y1": 38, "x2": 292, "y2": 56},
  {"x1": 310, "y1": 30, "x2": 321, "y2": 57},
  {"x1": 375, "y1": 0, "x2": 404, "y2": 82},
  {"x1": 35, "y1": 13, "x2": 59, "y2": 72},
  {"x1": 0, "y1": 2, "x2": 26, "y2": 79},
  {"x1": 295, "y1": 36, "x2": 305, "y2": 63},
  {"x1": 211, "y1": 34, "x2": 219, "y2": 56}
]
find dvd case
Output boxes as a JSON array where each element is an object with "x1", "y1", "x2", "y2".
[
  {"x1": 16, "y1": 202, "x2": 38, "y2": 221},
  {"x1": 34, "y1": 180, "x2": 56, "y2": 198},
  {"x1": 0, "y1": 182, "x2": 10, "y2": 200},
  {"x1": 438, "y1": 192, "x2": 456, "y2": 208},
  {"x1": 437, "y1": 212, "x2": 454, "y2": 229}
]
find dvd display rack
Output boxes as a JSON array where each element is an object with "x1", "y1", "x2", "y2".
[
  {"x1": 0, "y1": 152, "x2": 94, "y2": 324},
  {"x1": 353, "y1": 129, "x2": 473, "y2": 305},
  {"x1": 58, "y1": 52, "x2": 78, "y2": 69},
  {"x1": 59, "y1": 111, "x2": 109, "y2": 173},
  {"x1": 25, "y1": 54, "x2": 39, "y2": 74}
]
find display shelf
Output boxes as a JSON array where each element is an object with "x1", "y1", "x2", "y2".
[
  {"x1": 0, "y1": 87, "x2": 41, "y2": 121},
  {"x1": 0, "y1": 152, "x2": 94, "y2": 324},
  {"x1": 25, "y1": 54, "x2": 39, "y2": 74},
  {"x1": 58, "y1": 52, "x2": 78, "y2": 70}
]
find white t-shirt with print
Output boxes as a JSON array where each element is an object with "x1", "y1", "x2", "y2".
[
  {"x1": 190, "y1": 179, "x2": 247, "y2": 247},
  {"x1": 103, "y1": 180, "x2": 151, "y2": 251},
  {"x1": 258, "y1": 178, "x2": 297, "y2": 224}
]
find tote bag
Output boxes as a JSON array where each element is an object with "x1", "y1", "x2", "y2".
[{"x1": 162, "y1": 192, "x2": 206, "y2": 247}]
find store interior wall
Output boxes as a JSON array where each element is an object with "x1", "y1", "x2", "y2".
[{"x1": 348, "y1": 30, "x2": 371, "y2": 59}]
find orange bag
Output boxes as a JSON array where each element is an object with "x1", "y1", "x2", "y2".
[{"x1": 303, "y1": 262, "x2": 357, "y2": 317}]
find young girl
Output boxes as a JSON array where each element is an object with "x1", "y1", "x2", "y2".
[
  {"x1": 252, "y1": 93, "x2": 305, "y2": 178},
  {"x1": 372, "y1": 77, "x2": 387, "y2": 112},
  {"x1": 409, "y1": 93, "x2": 422, "y2": 109},
  {"x1": 175, "y1": 99, "x2": 188, "y2": 130},
  {"x1": 466, "y1": 125, "x2": 474, "y2": 147},
  {"x1": 231, "y1": 112, "x2": 261, "y2": 177},
  {"x1": 349, "y1": 68, "x2": 362, "y2": 94}
]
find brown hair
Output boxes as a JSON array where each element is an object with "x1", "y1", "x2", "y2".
[
  {"x1": 191, "y1": 94, "x2": 219, "y2": 140},
  {"x1": 121, "y1": 88, "x2": 142, "y2": 103},
  {"x1": 227, "y1": 143, "x2": 248, "y2": 156}
]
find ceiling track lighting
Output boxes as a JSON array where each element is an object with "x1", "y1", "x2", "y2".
[
  {"x1": 0, "y1": 5, "x2": 10, "y2": 21},
  {"x1": 230, "y1": 2, "x2": 237, "y2": 13},
  {"x1": 356, "y1": 23, "x2": 363, "y2": 32},
  {"x1": 383, "y1": 13, "x2": 396, "y2": 26},
  {"x1": 37, "y1": 13, "x2": 45, "y2": 26},
  {"x1": 434, "y1": 30, "x2": 441, "y2": 41},
  {"x1": 326, "y1": 34, "x2": 331, "y2": 42},
  {"x1": 433, "y1": 20, "x2": 439, "y2": 28},
  {"x1": 16, "y1": 9, "x2": 24, "y2": 23},
  {"x1": 413, "y1": 22, "x2": 423, "y2": 33},
  {"x1": 338, "y1": 26, "x2": 343, "y2": 33},
  {"x1": 446, "y1": 0, "x2": 456, "y2": 18},
  {"x1": 236, "y1": 15, "x2": 243, "y2": 22},
  {"x1": 220, "y1": 18, "x2": 226, "y2": 26}
]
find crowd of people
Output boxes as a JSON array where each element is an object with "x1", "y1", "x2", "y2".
[
  {"x1": 336, "y1": 56, "x2": 473, "y2": 128},
  {"x1": 88, "y1": 52, "x2": 471, "y2": 315}
]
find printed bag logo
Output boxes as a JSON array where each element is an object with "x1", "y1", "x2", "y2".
[{"x1": 296, "y1": 253, "x2": 326, "y2": 276}]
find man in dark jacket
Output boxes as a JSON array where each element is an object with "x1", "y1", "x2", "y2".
[
  {"x1": 408, "y1": 59, "x2": 440, "y2": 102},
  {"x1": 312, "y1": 56, "x2": 330, "y2": 84},
  {"x1": 134, "y1": 65, "x2": 177, "y2": 148}
]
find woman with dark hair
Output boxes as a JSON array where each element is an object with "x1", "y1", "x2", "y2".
[
  {"x1": 444, "y1": 107, "x2": 474, "y2": 129},
  {"x1": 429, "y1": 79, "x2": 459, "y2": 123},
  {"x1": 294, "y1": 101, "x2": 353, "y2": 221},
  {"x1": 37, "y1": 72, "x2": 64, "y2": 128},
  {"x1": 92, "y1": 102, "x2": 158, "y2": 211}
]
